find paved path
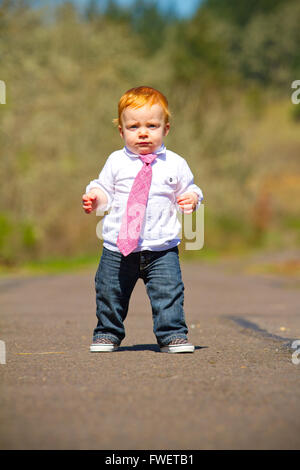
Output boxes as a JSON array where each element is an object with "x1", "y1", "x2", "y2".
[{"x1": 0, "y1": 259, "x2": 300, "y2": 450}]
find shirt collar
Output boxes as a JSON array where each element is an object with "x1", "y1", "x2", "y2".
[{"x1": 123, "y1": 143, "x2": 166, "y2": 159}]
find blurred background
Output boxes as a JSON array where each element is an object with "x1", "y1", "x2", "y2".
[{"x1": 0, "y1": 0, "x2": 299, "y2": 275}]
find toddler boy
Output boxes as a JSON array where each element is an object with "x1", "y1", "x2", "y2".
[{"x1": 82, "y1": 86, "x2": 203, "y2": 353}]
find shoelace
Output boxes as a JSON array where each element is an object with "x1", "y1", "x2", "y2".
[
  {"x1": 169, "y1": 338, "x2": 188, "y2": 345},
  {"x1": 94, "y1": 337, "x2": 115, "y2": 344}
]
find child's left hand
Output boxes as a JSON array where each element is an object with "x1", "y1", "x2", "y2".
[{"x1": 176, "y1": 192, "x2": 198, "y2": 214}]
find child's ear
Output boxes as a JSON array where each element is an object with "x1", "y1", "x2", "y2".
[
  {"x1": 164, "y1": 122, "x2": 170, "y2": 137},
  {"x1": 118, "y1": 125, "x2": 124, "y2": 139}
]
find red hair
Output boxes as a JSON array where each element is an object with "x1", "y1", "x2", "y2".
[{"x1": 115, "y1": 86, "x2": 171, "y2": 126}]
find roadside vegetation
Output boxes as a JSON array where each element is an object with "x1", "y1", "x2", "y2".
[{"x1": 0, "y1": 0, "x2": 299, "y2": 275}]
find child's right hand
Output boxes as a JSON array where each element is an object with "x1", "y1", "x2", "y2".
[{"x1": 82, "y1": 191, "x2": 98, "y2": 214}]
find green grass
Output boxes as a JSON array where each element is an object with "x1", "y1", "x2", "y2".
[
  {"x1": 0, "y1": 246, "x2": 229, "y2": 278},
  {"x1": 0, "y1": 253, "x2": 100, "y2": 278},
  {"x1": 0, "y1": 239, "x2": 298, "y2": 279}
]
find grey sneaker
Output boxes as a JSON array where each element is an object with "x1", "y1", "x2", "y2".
[
  {"x1": 160, "y1": 338, "x2": 195, "y2": 354},
  {"x1": 90, "y1": 337, "x2": 119, "y2": 352}
]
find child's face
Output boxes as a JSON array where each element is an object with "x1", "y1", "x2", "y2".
[{"x1": 119, "y1": 103, "x2": 170, "y2": 155}]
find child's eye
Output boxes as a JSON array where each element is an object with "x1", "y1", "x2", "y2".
[
  {"x1": 148, "y1": 124, "x2": 157, "y2": 128},
  {"x1": 129, "y1": 125, "x2": 138, "y2": 129}
]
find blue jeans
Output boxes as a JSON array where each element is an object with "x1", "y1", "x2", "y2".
[{"x1": 93, "y1": 246, "x2": 188, "y2": 346}]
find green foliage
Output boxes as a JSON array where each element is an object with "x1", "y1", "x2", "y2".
[
  {"x1": 0, "y1": 213, "x2": 13, "y2": 251},
  {"x1": 169, "y1": 0, "x2": 300, "y2": 88},
  {"x1": 21, "y1": 221, "x2": 38, "y2": 249},
  {"x1": 290, "y1": 103, "x2": 300, "y2": 122},
  {"x1": 0, "y1": 0, "x2": 299, "y2": 270},
  {"x1": 202, "y1": 0, "x2": 288, "y2": 27},
  {"x1": 101, "y1": 0, "x2": 174, "y2": 55},
  {"x1": 238, "y1": 1, "x2": 300, "y2": 86},
  {"x1": 130, "y1": 0, "x2": 170, "y2": 54},
  {"x1": 168, "y1": 9, "x2": 230, "y2": 84}
]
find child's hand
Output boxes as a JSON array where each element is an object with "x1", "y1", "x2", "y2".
[
  {"x1": 176, "y1": 192, "x2": 198, "y2": 214},
  {"x1": 82, "y1": 191, "x2": 98, "y2": 214}
]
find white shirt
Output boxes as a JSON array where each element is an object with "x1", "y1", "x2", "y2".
[{"x1": 86, "y1": 144, "x2": 203, "y2": 252}]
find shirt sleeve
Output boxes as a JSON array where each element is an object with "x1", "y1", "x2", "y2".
[
  {"x1": 175, "y1": 158, "x2": 203, "y2": 211},
  {"x1": 85, "y1": 155, "x2": 115, "y2": 211}
]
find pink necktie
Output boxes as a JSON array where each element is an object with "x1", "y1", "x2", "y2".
[{"x1": 117, "y1": 153, "x2": 157, "y2": 256}]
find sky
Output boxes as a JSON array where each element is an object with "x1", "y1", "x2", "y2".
[
  {"x1": 102, "y1": 0, "x2": 201, "y2": 18},
  {"x1": 49, "y1": 0, "x2": 203, "y2": 19}
]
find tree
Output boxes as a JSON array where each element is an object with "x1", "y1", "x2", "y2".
[{"x1": 202, "y1": 0, "x2": 288, "y2": 26}]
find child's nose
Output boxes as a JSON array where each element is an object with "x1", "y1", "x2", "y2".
[{"x1": 138, "y1": 127, "x2": 149, "y2": 137}]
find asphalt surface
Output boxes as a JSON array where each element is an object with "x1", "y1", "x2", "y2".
[{"x1": 0, "y1": 256, "x2": 300, "y2": 450}]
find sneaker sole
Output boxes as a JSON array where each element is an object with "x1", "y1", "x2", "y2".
[
  {"x1": 160, "y1": 344, "x2": 195, "y2": 354},
  {"x1": 90, "y1": 344, "x2": 119, "y2": 352}
]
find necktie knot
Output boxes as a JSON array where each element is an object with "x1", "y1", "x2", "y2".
[{"x1": 139, "y1": 153, "x2": 157, "y2": 165}]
